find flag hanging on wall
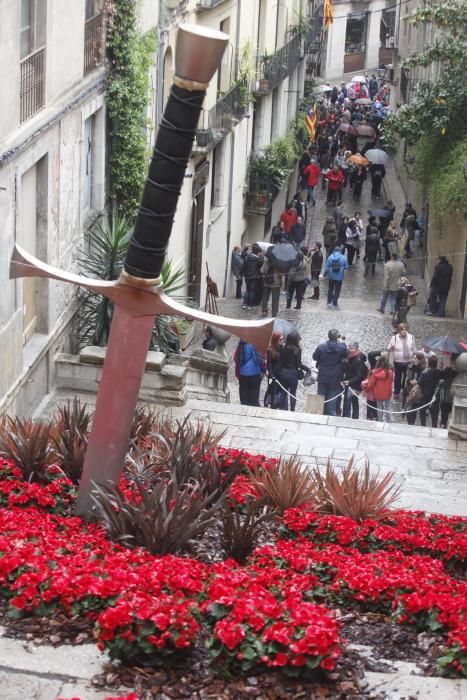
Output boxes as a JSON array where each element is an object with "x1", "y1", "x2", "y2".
[
  {"x1": 323, "y1": 0, "x2": 333, "y2": 32},
  {"x1": 305, "y1": 103, "x2": 317, "y2": 142}
]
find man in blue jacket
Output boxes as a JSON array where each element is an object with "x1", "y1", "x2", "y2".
[
  {"x1": 312, "y1": 329, "x2": 348, "y2": 416},
  {"x1": 324, "y1": 245, "x2": 349, "y2": 308}
]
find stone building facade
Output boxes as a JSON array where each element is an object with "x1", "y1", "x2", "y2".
[
  {"x1": 0, "y1": 0, "x2": 158, "y2": 415},
  {"x1": 319, "y1": 0, "x2": 398, "y2": 80},
  {"x1": 0, "y1": 0, "x2": 316, "y2": 416}
]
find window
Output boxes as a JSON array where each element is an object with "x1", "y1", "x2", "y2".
[
  {"x1": 20, "y1": 0, "x2": 46, "y2": 59},
  {"x1": 345, "y1": 13, "x2": 368, "y2": 56}
]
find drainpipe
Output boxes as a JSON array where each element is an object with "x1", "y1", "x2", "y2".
[{"x1": 222, "y1": 0, "x2": 242, "y2": 298}]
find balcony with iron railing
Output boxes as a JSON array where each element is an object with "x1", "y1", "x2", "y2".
[
  {"x1": 84, "y1": 13, "x2": 105, "y2": 75},
  {"x1": 253, "y1": 35, "x2": 302, "y2": 95},
  {"x1": 194, "y1": 81, "x2": 249, "y2": 152},
  {"x1": 20, "y1": 47, "x2": 46, "y2": 123}
]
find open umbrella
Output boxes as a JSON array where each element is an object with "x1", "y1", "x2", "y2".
[
  {"x1": 351, "y1": 75, "x2": 366, "y2": 83},
  {"x1": 368, "y1": 208, "x2": 393, "y2": 218},
  {"x1": 365, "y1": 148, "x2": 390, "y2": 165},
  {"x1": 266, "y1": 243, "x2": 301, "y2": 272},
  {"x1": 354, "y1": 97, "x2": 373, "y2": 106},
  {"x1": 424, "y1": 336, "x2": 465, "y2": 355},
  {"x1": 347, "y1": 154, "x2": 369, "y2": 166},
  {"x1": 257, "y1": 240, "x2": 273, "y2": 252},
  {"x1": 316, "y1": 84, "x2": 332, "y2": 93},
  {"x1": 273, "y1": 318, "x2": 300, "y2": 340},
  {"x1": 355, "y1": 124, "x2": 377, "y2": 139},
  {"x1": 337, "y1": 122, "x2": 358, "y2": 136}
]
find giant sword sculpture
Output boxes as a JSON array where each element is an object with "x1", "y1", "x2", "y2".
[{"x1": 10, "y1": 24, "x2": 274, "y2": 517}]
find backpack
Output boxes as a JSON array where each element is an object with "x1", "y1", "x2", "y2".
[
  {"x1": 331, "y1": 257, "x2": 341, "y2": 273},
  {"x1": 264, "y1": 264, "x2": 275, "y2": 285}
]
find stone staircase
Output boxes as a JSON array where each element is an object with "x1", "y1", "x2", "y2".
[{"x1": 35, "y1": 392, "x2": 467, "y2": 517}]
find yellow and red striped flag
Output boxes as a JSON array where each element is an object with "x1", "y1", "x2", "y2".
[
  {"x1": 323, "y1": 0, "x2": 333, "y2": 32},
  {"x1": 305, "y1": 103, "x2": 317, "y2": 142}
]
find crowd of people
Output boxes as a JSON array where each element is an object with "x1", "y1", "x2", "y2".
[
  {"x1": 231, "y1": 324, "x2": 459, "y2": 430},
  {"x1": 220, "y1": 73, "x2": 459, "y2": 423}
]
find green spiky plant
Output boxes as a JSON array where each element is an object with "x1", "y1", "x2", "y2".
[{"x1": 77, "y1": 216, "x2": 190, "y2": 355}]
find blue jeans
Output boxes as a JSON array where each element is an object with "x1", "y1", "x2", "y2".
[
  {"x1": 377, "y1": 399, "x2": 392, "y2": 422},
  {"x1": 306, "y1": 185, "x2": 317, "y2": 204},
  {"x1": 278, "y1": 370, "x2": 299, "y2": 411},
  {"x1": 327, "y1": 279, "x2": 342, "y2": 306},
  {"x1": 379, "y1": 289, "x2": 397, "y2": 313},
  {"x1": 318, "y1": 380, "x2": 342, "y2": 416}
]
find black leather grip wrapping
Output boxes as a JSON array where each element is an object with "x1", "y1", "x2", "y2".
[{"x1": 123, "y1": 84, "x2": 206, "y2": 279}]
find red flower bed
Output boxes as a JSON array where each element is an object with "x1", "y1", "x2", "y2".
[{"x1": 0, "y1": 449, "x2": 466, "y2": 678}]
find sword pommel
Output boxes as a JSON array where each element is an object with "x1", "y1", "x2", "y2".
[{"x1": 175, "y1": 24, "x2": 229, "y2": 85}]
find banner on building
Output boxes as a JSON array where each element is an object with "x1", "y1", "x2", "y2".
[
  {"x1": 305, "y1": 103, "x2": 317, "y2": 142},
  {"x1": 324, "y1": 0, "x2": 333, "y2": 32}
]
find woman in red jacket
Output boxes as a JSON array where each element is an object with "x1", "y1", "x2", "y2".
[
  {"x1": 367, "y1": 353, "x2": 393, "y2": 423},
  {"x1": 280, "y1": 203, "x2": 297, "y2": 235}
]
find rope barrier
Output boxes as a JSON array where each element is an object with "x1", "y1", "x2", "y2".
[{"x1": 347, "y1": 385, "x2": 439, "y2": 415}]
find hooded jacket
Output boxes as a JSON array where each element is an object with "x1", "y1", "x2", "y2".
[
  {"x1": 312, "y1": 340, "x2": 348, "y2": 383},
  {"x1": 367, "y1": 368, "x2": 393, "y2": 401},
  {"x1": 325, "y1": 251, "x2": 349, "y2": 281}
]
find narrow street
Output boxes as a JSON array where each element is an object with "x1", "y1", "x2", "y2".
[{"x1": 214, "y1": 158, "x2": 466, "y2": 417}]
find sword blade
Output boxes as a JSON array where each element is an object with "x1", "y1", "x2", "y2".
[{"x1": 75, "y1": 306, "x2": 155, "y2": 516}]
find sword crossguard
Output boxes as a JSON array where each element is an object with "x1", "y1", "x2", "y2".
[{"x1": 10, "y1": 244, "x2": 274, "y2": 353}]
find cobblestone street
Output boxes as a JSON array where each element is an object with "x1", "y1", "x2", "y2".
[{"x1": 210, "y1": 161, "x2": 467, "y2": 416}]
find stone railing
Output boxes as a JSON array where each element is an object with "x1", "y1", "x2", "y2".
[{"x1": 54, "y1": 346, "x2": 230, "y2": 406}]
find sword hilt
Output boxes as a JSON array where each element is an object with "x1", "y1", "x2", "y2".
[{"x1": 123, "y1": 24, "x2": 228, "y2": 283}]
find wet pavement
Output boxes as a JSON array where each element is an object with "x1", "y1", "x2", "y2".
[{"x1": 205, "y1": 169, "x2": 467, "y2": 419}]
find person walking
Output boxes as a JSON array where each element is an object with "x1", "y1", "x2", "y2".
[
  {"x1": 290, "y1": 217, "x2": 306, "y2": 248},
  {"x1": 286, "y1": 250, "x2": 307, "y2": 310},
  {"x1": 394, "y1": 276, "x2": 417, "y2": 326},
  {"x1": 276, "y1": 331, "x2": 310, "y2": 411},
  {"x1": 325, "y1": 164, "x2": 344, "y2": 205},
  {"x1": 342, "y1": 341, "x2": 368, "y2": 419},
  {"x1": 280, "y1": 202, "x2": 298, "y2": 236},
  {"x1": 400, "y1": 202, "x2": 417, "y2": 258},
  {"x1": 427, "y1": 256, "x2": 453, "y2": 317},
  {"x1": 313, "y1": 329, "x2": 348, "y2": 416},
  {"x1": 242, "y1": 243, "x2": 262, "y2": 310},
  {"x1": 366, "y1": 353, "x2": 393, "y2": 422},
  {"x1": 260, "y1": 257, "x2": 282, "y2": 317},
  {"x1": 266, "y1": 331, "x2": 285, "y2": 409},
  {"x1": 234, "y1": 340, "x2": 265, "y2": 407},
  {"x1": 324, "y1": 246, "x2": 349, "y2": 309},
  {"x1": 231, "y1": 245, "x2": 246, "y2": 299},
  {"x1": 407, "y1": 355, "x2": 440, "y2": 427},
  {"x1": 438, "y1": 355, "x2": 458, "y2": 428},
  {"x1": 402, "y1": 351, "x2": 426, "y2": 412},
  {"x1": 383, "y1": 221, "x2": 399, "y2": 262},
  {"x1": 345, "y1": 219, "x2": 359, "y2": 266},
  {"x1": 352, "y1": 165, "x2": 366, "y2": 200},
  {"x1": 322, "y1": 217, "x2": 338, "y2": 259},
  {"x1": 364, "y1": 225, "x2": 380, "y2": 277},
  {"x1": 303, "y1": 158, "x2": 321, "y2": 205},
  {"x1": 368, "y1": 73, "x2": 379, "y2": 100},
  {"x1": 309, "y1": 242, "x2": 324, "y2": 300},
  {"x1": 377, "y1": 254, "x2": 406, "y2": 314},
  {"x1": 370, "y1": 162, "x2": 386, "y2": 199},
  {"x1": 387, "y1": 323, "x2": 417, "y2": 399}
]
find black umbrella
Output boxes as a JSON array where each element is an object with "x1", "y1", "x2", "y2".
[
  {"x1": 424, "y1": 336, "x2": 465, "y2": 355},
  {"x1": 368, "y1": 208, "x2": 392, "y2": 218},
  {"x1": 266, "y1": 243, "x2": 301, "y2": 272}
]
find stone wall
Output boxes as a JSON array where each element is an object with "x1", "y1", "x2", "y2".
[{"x1": 54, "y1": 346, "x2": 230, "y2": 407}]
